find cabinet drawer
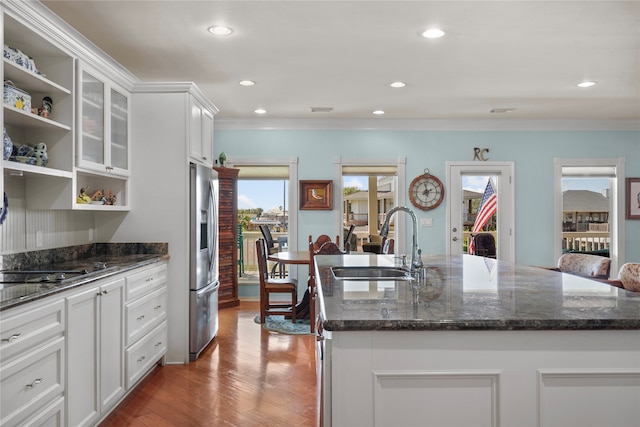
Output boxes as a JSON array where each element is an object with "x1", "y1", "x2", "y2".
[
  {"x1": 0, "y1": 337, "x2": 64, "y2": 427},
  {"x1": 125, "y1": 263, "x2": 167, "y2": 302},
  {"x1": 21, "y1": 396, "x2": 64, "y2": 427},
  {"x1": 125, "y1": 320, "x2": 167, "y2": 389},
  {"x1": 125, "y1": 287, "x2": 166, "y2": 346},
  {"x1": 0, "y1": 299, "x2": 64, "y2": 363}
]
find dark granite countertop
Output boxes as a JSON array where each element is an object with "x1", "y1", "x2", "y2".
[
  {"x1": 315, "y1": 254, "x2": 640, "y2": 332},
  {"x1": 0, "y1": 243, "x2": 169, "y2": 311}
]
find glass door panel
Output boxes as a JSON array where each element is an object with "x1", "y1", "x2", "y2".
[
  {"x1": 81, "y1": 70, "x2": 104, "y2": 164},
  {"x1": 110, "y1": 88, "x2": 128, "y2": 170}
]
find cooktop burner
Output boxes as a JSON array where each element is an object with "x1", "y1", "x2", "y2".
[
  {"x1": 0, "y1": 269, "x2": 89, "y2": 284},
  {"x1": 0, "y1": 262, "x2": 113, "y2": 284}
]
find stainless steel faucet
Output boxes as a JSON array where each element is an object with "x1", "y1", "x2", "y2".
[{"x1": 380, "y1": 206, "x2": 423, "y2": 271}]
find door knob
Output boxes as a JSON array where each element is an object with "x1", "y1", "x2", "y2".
[
  {"x1": 452, "y1": 227, "x2": 457, "y2": 232},
  {"x1": 452, "y1": 237, "x2": 458, "y2": 241}
]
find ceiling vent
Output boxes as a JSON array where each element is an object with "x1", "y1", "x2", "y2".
[
  {"x1": 490, "y1": 107, "x2": 516, "y2": 114},
  {"x1": 310, "y1": 107, "x2": 334, "y2": 113}
]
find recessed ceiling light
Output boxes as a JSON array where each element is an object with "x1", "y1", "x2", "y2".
[
  {"x1": 239, "y1": 80, "x2": 255, "y2": 86},
  {"x1": 373, "y1": 110, "x2": 385, "y2": 115},
  {"x1": 577, "y1": 81, "x2": 597, "y2": 88},
  {"x1": 390, "y1": 81, "x2": 406, "y2": 88},
  {"x1": 208, "y1": 25, "x2": 233, "y2": 36},
  {"x1": 422, "y1": 28, "x2": 445, "y2": 39},
  {"x1": 254, "y1": 108, "x2": 266, "y2": 114}
]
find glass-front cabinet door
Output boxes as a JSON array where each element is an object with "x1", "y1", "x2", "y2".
[
  {"x1": 80, "y1": 70, "x2": 105, "y2": 166},
  {"x1": 78, "y1": 64, "x2": 130, "y2": 176},
  {"x1": 110, "y1": 88, "x2": 128, "y2": 171}
]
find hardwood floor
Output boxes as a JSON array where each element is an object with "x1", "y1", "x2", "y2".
[{"x1": 100, "y1": 301, "x2": 319, "y2": 427}]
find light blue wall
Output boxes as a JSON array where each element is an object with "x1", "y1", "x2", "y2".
[{"x1": 215, "y1": 127, "x2": 639, "y2": 266}]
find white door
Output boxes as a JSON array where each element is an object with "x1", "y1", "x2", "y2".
[{"x1": 446, "y1": 162, "x2": 515, "y2": 262}]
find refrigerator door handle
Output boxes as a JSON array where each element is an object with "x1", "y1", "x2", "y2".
[{"x1": 208, "y1": 180, "x2": 215, "y2": 266}]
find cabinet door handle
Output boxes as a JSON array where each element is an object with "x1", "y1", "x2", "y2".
[
  {"x1": 102, "y1": 289, "x2": 109, "y2": 295},
  {"x1": 2, "y1": 333, "x2": 21, "y2": 342},
  {"x1": 137, "y1": 356, "x2": 146, "y2": 363},
  {"x1": 154, "y1": 305, "x2": 162, "y2": 310},
  {"x1": 26, "y1": 378, "x2": 43, "y2": 388},
  {"x1": 137, "y1": 315, "x2": 145, "y2": 321},
  {"x1": 145, "y1": 277, "x2": 154, "y2": 282},
  {"x1": 155, "y1": 341, "x2": 163, "y2": 347}
]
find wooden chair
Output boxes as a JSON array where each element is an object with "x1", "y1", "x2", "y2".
[
  {"x1": 256, "y1": 239, "x2": 297, "y2": 323},
  {"x1": 308, "y1": 235, "x2": 345, "y2": 332}
]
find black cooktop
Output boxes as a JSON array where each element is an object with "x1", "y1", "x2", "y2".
[{"x1": 0, "y1": 262, "x2": 114, "y2": 284}]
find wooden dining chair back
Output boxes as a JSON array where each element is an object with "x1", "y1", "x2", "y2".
[
  {"x1": 308, "y1": 235, "x2": 346, "y2": 332},
  {"x1": 256, "y1": 239, "x2": 297, "y2": 323}
]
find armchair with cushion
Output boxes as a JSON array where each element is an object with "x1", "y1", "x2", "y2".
[
  {"x1": 597, "y1": 262, "x2": 640, "y2": 291},
  {"x1": 548, "y1": 253, "x2": 611, "y2": 279}
]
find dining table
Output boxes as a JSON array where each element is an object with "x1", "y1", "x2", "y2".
[{"x1": 267, "y1": 250, "x2": 312, "y2": 320}]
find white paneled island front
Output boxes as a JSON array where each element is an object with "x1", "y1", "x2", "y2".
[{"x1": 314, "y1": 254, "x2": 640, "y2": 427}]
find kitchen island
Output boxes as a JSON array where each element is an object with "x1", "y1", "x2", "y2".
[{"x1": 315, "y1": 254, "x2": 640, "y2": 427}]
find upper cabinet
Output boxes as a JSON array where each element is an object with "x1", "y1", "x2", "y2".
[
  {"x1": 189, "y1": 96, "x2": 215, "y2": 167},
  {"x1": 77, "y1": 63, "x2": 130, "y2": 177},
  {"x1": 2, "y1": 11, "x2": 75, "y2": 185},
  {"x1": 1, "y1": 1, "x2": 134, "y2": 211}
]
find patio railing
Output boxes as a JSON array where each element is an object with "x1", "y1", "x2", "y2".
[{"x1": 237, "y1": 230, "x2": 612, "y2": 277}]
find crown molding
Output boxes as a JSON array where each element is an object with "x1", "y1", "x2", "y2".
[{"x1": 215, "y1": 118, "x2": 640, "y2": 132}]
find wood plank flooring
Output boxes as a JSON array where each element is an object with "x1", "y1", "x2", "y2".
[{"x1": 100, "y1": 301, "x2": 319, "y2": 427}]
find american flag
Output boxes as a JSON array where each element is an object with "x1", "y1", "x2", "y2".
[{"x1": 468, "y1": 179, "x2": 497, "y2": 254}]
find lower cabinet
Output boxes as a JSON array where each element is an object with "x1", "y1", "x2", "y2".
[
  {"x1": 0, "y1": 261, "x2": 167, "y2": 427},
  {"x1": 0, "y1": 299, "x2": 65, "y2": 427},
  {"x1": 66, "y1": 275, "x2": 125, "y2": 427}
]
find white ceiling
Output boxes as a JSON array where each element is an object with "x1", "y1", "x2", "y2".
[{"x1": 41, "y1": 0, "x2": 640, "y2": 122}]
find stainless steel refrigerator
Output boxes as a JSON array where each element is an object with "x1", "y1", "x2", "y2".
[{"x1": 189, "y1": 162, "x2": 220, "y2": 361}]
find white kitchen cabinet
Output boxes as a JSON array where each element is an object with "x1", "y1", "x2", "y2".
[
  {"x1": 0, "y1": 299, "x2": 65, "y2": 427},
  {"x1": 189, "y1": 94, "x2": 215, "y2": 167},
  {"x1": 124, "y1": 263, "x2": 168, "y2": 388},
  {"x1": 65, "y1": 275, "x2": 125, "y2": 427},
  {"x1": 2, "y1": 8, "x2": 75, "y2": 211},
  {"x1": 77, "y1": 63, "x2": 130, "y2": 177},
  {"x1": 74, "y1": 62, "x2": 130, "y2": 211}
]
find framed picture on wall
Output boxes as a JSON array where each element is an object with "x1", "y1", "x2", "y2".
[
  {"x1": 626, "y1": 178, "x2": 640, "y2": 219},
  {"x1": 300, "y1": 180, "x2": 332, "y2": 210}
]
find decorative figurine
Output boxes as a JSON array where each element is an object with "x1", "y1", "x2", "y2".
[
  {"x1": 218, "y1": 151, "x2": 227, "y2": 167},
  {"x1": 105, "y1": 190, "x2": 117, "y2": 206},
  {"x1": 91, "y1": 189, "x2": 105, "y2": 204},
  {"x1": 76, "y1": 187, "x2": 91, "y2": 204},
  {"x1": 3, "y1": 127, "x2": 12, "y2": 160}
]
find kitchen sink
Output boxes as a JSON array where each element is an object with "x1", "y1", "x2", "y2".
[{"x1": 331, "y1": 266, "x2": 414, "y2": 281}]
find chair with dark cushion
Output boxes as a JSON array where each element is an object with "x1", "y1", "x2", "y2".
[
  {"x1": 343, "y1": 224, "x2": 356, "y2": 253},
  {"x1": 255, "y1": 239, "x2": 297, "y2": 323},
  {"x1": 470, "y1": 233, "x2": 496, "y2": 258},
  {"x1": 258, "y1": 224, "x2": 278, "y2": 255},
  {"x1": 259, "y1": 224, "x2": 282, "y2": 277}
]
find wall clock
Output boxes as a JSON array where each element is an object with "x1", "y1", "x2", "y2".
[{"x1": 408, "y1": 169, "x2": 444, "y2": 211}]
